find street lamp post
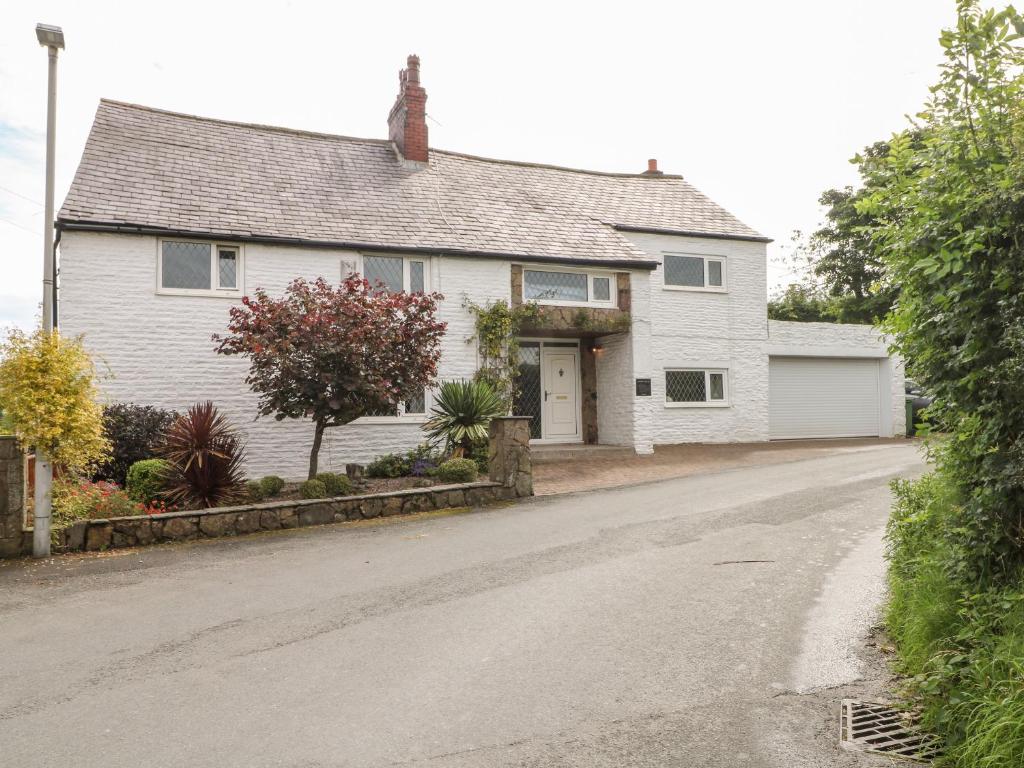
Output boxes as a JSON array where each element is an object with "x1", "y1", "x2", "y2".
[{"x1": 33, "y1": 22, "x2": 64, "y2": 558}]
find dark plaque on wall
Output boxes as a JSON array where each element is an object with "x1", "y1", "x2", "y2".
[{"x1": 635, "y1": 378, "x2": 652, "y2": 397}]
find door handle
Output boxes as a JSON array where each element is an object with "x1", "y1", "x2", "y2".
[{"x1": 544, "y1": 390, "x2": 549, "y2": 402}]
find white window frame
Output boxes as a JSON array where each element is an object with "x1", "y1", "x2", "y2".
[
  {"x1": 355, "y1": 389, "x2": 431, "y2": 424},
  {"x1": 355, "y1": 253, "x2": 431, "y2": 294},
  {"x1": 662, "y1": 252, "x2": 727, "y2": 293},
  {"x1": 520, "y1": 265, "x2": 616, "y2": 308},
  {"x1": 664, "y1": 367, "x2": 730, "y2": 408},
  {"x1": 156, "y1": 238, "x2": 244, "y2": 297}
]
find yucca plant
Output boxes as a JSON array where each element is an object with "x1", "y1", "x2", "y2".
[
  {"x1": 423, "y1": 379, "x2": 505, "y2": 457},
  {"x1": 160, "y1": 402, "x2": 246, "y2": 509}
]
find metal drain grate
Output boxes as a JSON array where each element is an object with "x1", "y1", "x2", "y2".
[{"x1": 840, "y1": 699, "x2": 942, "y2": 763}]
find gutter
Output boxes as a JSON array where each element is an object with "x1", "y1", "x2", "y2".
[{"x1": 56, "y1": 220, "x2": 661, "y2": 271}]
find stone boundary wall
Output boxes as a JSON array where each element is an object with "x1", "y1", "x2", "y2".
[
  {"x1": 0, "y1": 437, "x2": 26, "y2": 557},
  {"x1": 60, "y1": 480, "x2": 519, "y2": 553}
]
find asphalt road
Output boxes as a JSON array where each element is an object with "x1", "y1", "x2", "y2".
[{"x1": 0, "y1": 441, "x2": 924, "y2": 767}]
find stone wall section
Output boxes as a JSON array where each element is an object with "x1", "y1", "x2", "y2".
[
  {"x1": 0, "y1": 437, "x2": 26, "y2": 557},
  {"x1": 64, "y1": 480, "x2": 522, "y2": 554}
]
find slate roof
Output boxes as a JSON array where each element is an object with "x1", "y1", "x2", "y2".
[{"x1": 58, "y1": 100, "x2": 768, "y2": 267}]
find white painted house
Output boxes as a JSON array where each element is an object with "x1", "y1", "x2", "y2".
[{"x1": 56, "y1": 56, "x2": 904, "y2": 479}]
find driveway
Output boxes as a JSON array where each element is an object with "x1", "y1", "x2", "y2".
[
  {"x1": 0, "y1": 442, "x2": 924, "y2": 767},
  {"x1": 533, "y1": 437, "x2": 909, "y2": 495}
]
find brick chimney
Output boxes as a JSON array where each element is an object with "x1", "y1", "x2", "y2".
[
  {"x1": 642, "y1": 158, "x2": 663, "y2": 176},
  {"x1": 388, "y1": 54, "x2": 428, "y2": 165}
]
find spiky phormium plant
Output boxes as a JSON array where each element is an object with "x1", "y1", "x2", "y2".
[{"x1": 161, "y1": 402, "x2": 246, "y2": 509}]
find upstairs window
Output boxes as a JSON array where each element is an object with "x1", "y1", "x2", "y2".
[
  {"x1": 663, "y1": 253, "x2": 726, "y2": 291},
  {"x1": 159, "y1": 240, "x2": 242, "y2": 295},
  {"x1": 522, "y1": 268, "x2": 615, "y2": 308},
  {"x1": 361, "y1": 254, "x2": 428, "y2": 294}
]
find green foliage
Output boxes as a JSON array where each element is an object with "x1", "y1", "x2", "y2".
[
  {"x1": 423, "y1": 379, "x2": 505, "y2": 456},
  {"x1": 366, "y1": 445, "x2": 441, "y2": 478},
  {"x1": 315, "y1": 472, "x2": 353, "y2": 497},
  {"x1": 245, "y1": 480, "x2": 267, "y2": 502},
  {"x1": 0, "y1": 328, "x2": 109, "y2": 471},
  {"x1": 94, "y1": 403, "x2": 178, "y2": 486},
  {"x1": 434, "y1": 457, "x2": 479, "y2": 484},
  {"x1": 160, "y1": 402, "x2": 246, "y2": 509},
  {"x1": 259, "y1": 475, "x2": 285, "y2": 497},
  {"x1": 872, "y1": 8, "x2": 1024, "y2": 764},
  {"x1": 366, "y1": 452, "x2": 407, "y2": 478},
  {"x1": 465, "y1": 298, "x2": 541, "y2": 410},
  {"x1": 767, "y1": 283, "x2": 835, "y2": 322},
  {"x1": 125, "y1": 458, "x2": 169, "y2": 504},
  {"x1": 299, "y1": 479, "x2": 327, "y2": 499},
  {"x1": 467, "y1": 438, "x2": 490, "y2": 475},
  {"x1": 886, "y1": 473, "x2": 1024, "y2": 767},
  {"x1": 861, "y1": 1, "x2": 1024, "y2": 583},
  {"x1": 52, "y1": 478, "x2": 140, "y2": 544}
]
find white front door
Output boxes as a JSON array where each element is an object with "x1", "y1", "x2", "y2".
[{"x1": 542, "y1": 348, "x2": 580, "y2": 440}]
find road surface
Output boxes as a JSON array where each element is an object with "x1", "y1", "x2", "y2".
[{"x1": 0, "y1": 441, "x2": 924, "y2": 767}]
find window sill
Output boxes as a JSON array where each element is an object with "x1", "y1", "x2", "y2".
[
  {"x1": 156, "y1": 287, "x2": 243, "y2": 299},
  {"x1": 529, "y1": 298, "x2": 617, "y2": 309},
  {"x1": 664, "y1": 402, "x2": 731, "y2": 409},
  {"x1": 661, "y1": 285, "x2": 727, "y2": 294},
  {"x1": 352, "y1": 416, "x2": 428, "y2": 425}
]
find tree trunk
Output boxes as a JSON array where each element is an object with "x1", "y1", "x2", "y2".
[{"x1": 308, "y1": 419, "x2": 326, "y2": 480}]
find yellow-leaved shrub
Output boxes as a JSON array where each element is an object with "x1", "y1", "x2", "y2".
[{"x1": 0, "y1": 328, "x2": 109, "y2": 471}]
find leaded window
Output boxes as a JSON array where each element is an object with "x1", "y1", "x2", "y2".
[
  {"x1": 663, "y1": 254, "x2": 726, "y2": 290},
  {"x1": 665, "y1": 369, "x2": 728, "y2": 405}
]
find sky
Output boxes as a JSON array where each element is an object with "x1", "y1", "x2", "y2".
[{"x1": 0, "y1": 0, "x2": 960, "y2": 331}]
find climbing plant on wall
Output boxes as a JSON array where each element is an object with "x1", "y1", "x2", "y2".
[{"x1": 464, "y1": 298, "x2": 542, "y2": 411}]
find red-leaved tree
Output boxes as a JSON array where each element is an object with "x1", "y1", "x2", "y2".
[{"x1": 214, "y1": 276, "x2": 446, "y2": 479}]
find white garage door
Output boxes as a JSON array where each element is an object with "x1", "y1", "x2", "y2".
[{"x1": 769, "y1": 357, "x2": 881, "y2": 439}]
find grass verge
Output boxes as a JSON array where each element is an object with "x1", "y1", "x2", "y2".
[{"x1": 885, "y1": 472, "x2": 1024, "y2": 766}]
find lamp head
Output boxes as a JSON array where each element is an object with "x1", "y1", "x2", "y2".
[{"x1": 36, "y1": 24, "x2": 65, "y2": 50}]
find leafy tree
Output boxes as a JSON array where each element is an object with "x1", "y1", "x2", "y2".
[
  {"x1": 215, "y1": 276, "x2": 446, "y2": 478},
  {"x1": 767, "y1": 283, "x2": 833, "y2": 322},
  {"x1": 860, "y1": 0, "x2": 1024, "y2": 582},
  {"x1": 0, "y1": 328, "x2": 109, "y2": 472},
  {"x1": 771, "y1": 141, "x2": 909, "y2": 325}
]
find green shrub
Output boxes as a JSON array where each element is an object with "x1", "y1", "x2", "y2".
[
  {"x1": 245, "y1": 480, "x2": 267, "y2": 502},
  {"x1": 259, "y1": 475, "x2": 285, "y2": 497},
  {"x1": 366, "y1": 452, "x2": 407, "y2": 478},
  {"x1": 299, "y1": 479, "x2": 327, "y2": 499},
  {"x1": 468, "y1": 438, "x2": 489, "y2": 475},
  {"x1": 315, "y1": 472, "x2": 352, "y2": 497},
  {"x1": 94, "y1": 403, "x2": 178, "y2": 486},
  {"x1": 434, "y1": 458, "x2": 478, "y2": 484},
  {"x1": 125, "y1": 458, "x2": 169, "y2": 504}
]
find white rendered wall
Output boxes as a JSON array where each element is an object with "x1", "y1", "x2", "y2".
[
  {"x1": 59, "y1": 232, "x2": 509, "y2": 479},
  {"x1": 621, "y1": 231, "x2": 771, "y2": 444}
]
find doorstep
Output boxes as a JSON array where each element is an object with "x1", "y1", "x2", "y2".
[{"x1": 530, "y1": 443, "x2": 637, "y2": 464}]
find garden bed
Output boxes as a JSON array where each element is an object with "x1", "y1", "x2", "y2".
[{"x1": 57, "y1": 479, "x2": 519, "y2": 553}]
